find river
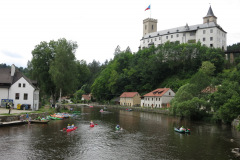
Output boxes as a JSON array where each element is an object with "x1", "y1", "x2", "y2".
[{"x1": 0, "y1": 106, "x2": 240, "y2": 160}]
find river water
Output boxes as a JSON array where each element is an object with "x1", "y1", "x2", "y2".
[{"x1": 0, "y1": 106, "x2": 240, "y2": 160}]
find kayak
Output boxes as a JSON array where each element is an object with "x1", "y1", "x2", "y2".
[
  {"x1": 90, "y1": 124, "x2": 94, "y2": 127},
  {"x1": 116, "y1": 127, "x2": 120, "y2": 130},
  {"x1": 67, "y1": 127, "x2": 77, "y2": 132}
]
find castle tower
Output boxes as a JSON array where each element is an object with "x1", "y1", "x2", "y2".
[
  {"x1": 203, "y1": 6, "x2": 217, "y2": 24},
  {"x1": 143, "y1": 18, "x2": 158, "y2": 36}
]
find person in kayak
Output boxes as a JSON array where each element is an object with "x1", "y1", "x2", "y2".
[
  {"x1": 90, "y1": 120, "x2": 94, "y2": 126},
  {"x1": 116, "y1": 124, "x2": 120, "y2": 130},
  {"x1": 67, "y1": 124, "x2": 71, "y2": 129},
  {"x1": 180, "y1": 126, "x2": 185, "y2": 131},
  {"x1": 71, "y1": 124, "x2": 75, "y2": 128}
]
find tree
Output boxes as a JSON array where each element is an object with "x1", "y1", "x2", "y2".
[
  {"x1": 31, "y1": 41, "x2": 57, "y2": 102},
  {"x1": 49, "y1": 38, "x2": 78, "y2": 102}
]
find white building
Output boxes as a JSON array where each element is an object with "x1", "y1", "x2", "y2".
[
  {"x1": 0, "y1": 64, "x2": 40, "y2": 110},
  {"x1": 140, "y1": 6, "x2": 227, "y2": 50},
  {"x1": 141, "y1": 88, "x2": 175, "y2": 108}
]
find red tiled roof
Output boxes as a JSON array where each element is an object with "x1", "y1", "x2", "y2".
[
  {"x1": 144, "y1": 88, "x2": 170, "y2": 97},
  {"x1": 82, "y1": 94, "x2": 91, "y2": 100},
  {"x1": 120, "y1": 92, "x2": 139, "y2": 98}
]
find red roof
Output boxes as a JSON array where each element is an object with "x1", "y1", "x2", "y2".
[
  {"x1": 82, "y1": 94, "x2": 91, "y2": 100},
  {"x1": 144, "y1": 88, "x2": 170, "y2": 97},
  {"x1": 120, "y1": 92, "x2": 139, "y2": 98}
]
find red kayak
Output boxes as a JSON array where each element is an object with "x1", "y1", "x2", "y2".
[
  {"x1": 90, "y1": 124, "x2": 94, "y2": 127},
  {"x1": 66, "y1": 127, "x2": 77, "y2": 132}
]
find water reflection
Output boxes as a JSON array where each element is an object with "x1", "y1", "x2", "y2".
[{"x1": 0, "y1": 106, "x2": 239, "y2": 160}]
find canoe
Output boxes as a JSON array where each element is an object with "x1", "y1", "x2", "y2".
[
  {"x1": 174, "y1": 127, "x2": 190, "y2": 133},
  {"x1": 30, "y1": 120, "x2": 49, "y2": 124},
  {"x1": 49, "y1": 116, "x2": 63, "y2": 120}
]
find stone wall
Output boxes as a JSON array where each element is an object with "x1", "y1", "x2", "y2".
[{"x1": 0, "y1": 112, "x2": 49, "y2": 122}]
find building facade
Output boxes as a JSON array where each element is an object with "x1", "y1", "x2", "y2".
[
  {"x1": 140, "y1": 6, "x2": 227, "y2": 50},
  {"x1": 141, "y1": 88, "x2": 175, "y2": 108},
  {"x1": 120, "y1": 92, "x2": 141, "y2": 107},
  {"x1": 0, "y1": 64, "x2": 39, "y2": 110}
]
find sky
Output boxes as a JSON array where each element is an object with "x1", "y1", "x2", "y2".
[{"x1": 0, "y1": 0, "x2": 239, "y2": 68}]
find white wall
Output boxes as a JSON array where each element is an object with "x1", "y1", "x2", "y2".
[
  {"x1": 0, "y1": 88, "x2": 9, "y2": 100},
  {"x1": 9, "y1": 77, "x2": 35, "y2": 110},
  {"x1": 141, "y1": 89, "x2": 175, "y2": 108}
]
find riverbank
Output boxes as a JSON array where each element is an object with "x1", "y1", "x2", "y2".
[{"x1": 0, "y1": 108, "x2": 49, "y2": 122}]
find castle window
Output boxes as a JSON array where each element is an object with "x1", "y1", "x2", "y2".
[
  {"x1": 190, "y1": 32, "x2": 195, "y2": 36},
  {"x1": 210, "y1": 37, "x2": 213, "y2": 41},
  {"x1": 203, "y1": 30, "x2": 206, "y2": 34}
]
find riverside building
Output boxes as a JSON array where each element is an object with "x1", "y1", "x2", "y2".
[{"x1": 140, "y1": 6, "x2": 227, "y2": 50}]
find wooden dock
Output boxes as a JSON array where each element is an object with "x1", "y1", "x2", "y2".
[{"x1": 0, "y1": 120, "x2": 26, "y2": 126}]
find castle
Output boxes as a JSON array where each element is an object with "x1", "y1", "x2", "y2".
[{"x1": 140, "y1": 6, "x2": 227, "y2": 50}]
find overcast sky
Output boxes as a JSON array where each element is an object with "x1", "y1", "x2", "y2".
[{"x1": 0, "y1": 0, "x2": 239, "y2": 68}]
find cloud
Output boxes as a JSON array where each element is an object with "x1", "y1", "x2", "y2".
[{"x1": 1, "y1": 50, "x2": 23, "y2": 58}]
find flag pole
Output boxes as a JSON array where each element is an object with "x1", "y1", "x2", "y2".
[{"x1": 150, "y1": 4, "x2": 151, "y2": 18}]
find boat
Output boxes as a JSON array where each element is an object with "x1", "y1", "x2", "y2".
[
  {"x1": 49, "y1": 115, "x2": 63, "y2": 120},
  {"x1": 126, "y1": 109, "x2": 133, "y2": 111},
  {"x1": 90, "y1": 124, "x2": 94, "y2": 127},
  {"x1": 116, "y1": 126, "x2": 120, "y2": 130},
  {"x1": 66, "y1": 127, "x2": 77, "y2": 132},
  {"x1": 30, "y1": 120, "x2": 49, "y2": 124},
  {"x1": 174, "y1": 127, "x2": 190, "y2": 133}
]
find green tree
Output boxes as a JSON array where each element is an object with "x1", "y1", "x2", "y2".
[
  {"x1": 49, "y1": 38, "x2": 78, "y2": 102},
  {"x1": 31, "y1": 41, "x2": 57, "y2": 102}
]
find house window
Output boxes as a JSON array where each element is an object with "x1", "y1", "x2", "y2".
[
  {"x1": 159, "y1": 37, "x2": 161, "y2": 40},
  {"x1": 166, "y1": 36, "x2": 168, "y2": 39},
  {"x1": 210, "y1": 37, "x2": 213, "y2": 41},
  {"x1": 155, "y1": 38, "x2": 156, "y2": 41},
  {"x1": 176, "y1": 34, "x2": 179, "y2": 37},
  {"x1": 169, "y1": 92, "x2": 171, "y2": 95},
  {"x1": 210, "y1": 29, "x2": 213, "y2": 33},
  {"x1": 190, "y1": 32, "x2": 195, "y2": 36},
  {"x1": 152, "y1": 25, "x2": 153, "y2": 30},
  {"x1": 24, "y1": 93, "x2": 28, "y2": 100},
  {"x1": 148, "y1": 98, "x2": 149, "y2": 100},
  {"x1": 23, "y1": 83, "x2": 26, "y2": 87},
  {"x1": 15, "y1": 93, "x2": 19, "y2": 100},
  {"x1": 183, "y1": 33, "x2": 186, "y2": 36},
  {"x1": 152, "y1": 98, "x2": 153, "y2": 101},
  {"x1": 151, "y1": 39, "x2": 153, "y2": 42},
  {"x1": 143, "y1": 40, "x2": 145, "y2": 43},
  {"x1": 210, "y1": 44, "x2": 213, "y2": 47},
  {"x1": 145, "y1": 25, "x2": 147, "y2": 30},
  {"x1": 156, "y1": 98, "x2": 157, "y2": 101},
  {"x1": 171, "y1": 35, "x2": 173, "y2": 38},
  {"x1": 203, "y1": 30, "x2": 206, "y2": 34},
  {"x1": 203, "y1": 38, "x2": 205, "y2": 41},
  {"x1": 18, "y1": 83, "x2": 21, "y2": 87},
  {"x1": 159, "y1": 98, "x2": 160, "y2": 101}
]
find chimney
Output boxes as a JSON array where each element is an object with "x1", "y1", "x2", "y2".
[{"x1": 11, "y1": 64, "x2": 15, "y2": 76}]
